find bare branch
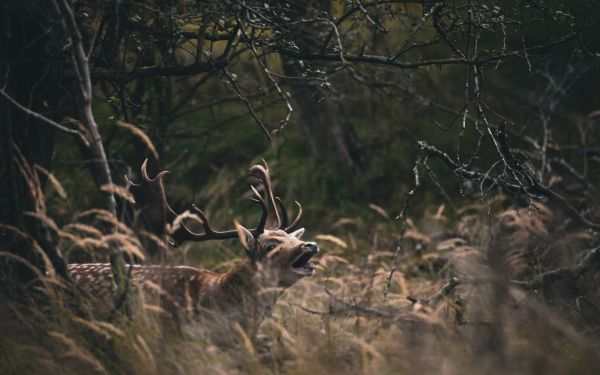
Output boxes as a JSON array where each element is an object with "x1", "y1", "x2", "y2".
[
  {"x1": 418, "y1": 140, "x2": 600, "y2": 230},
  {"x1": 52, "y1": 0, "x2": 117, "y2": 216},
  {"x1": 0, "y1": 87, "x2": 89, "y2": 147},
  {"x1": 512, "y1": 246, "x2": 600, "y2": 290},
  {"x1": 384, "y1": 153, "x2": 422, "y2": 301},
  {"x1": 408, "y1": 277, "x2": 461, "y2": 307}
]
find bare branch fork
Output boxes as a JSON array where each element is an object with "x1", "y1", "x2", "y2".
[
  {"x1": 407, "y1": 277, "x2": 461, "y2": 307},
  {"x1": 383, "y1": 152, "x2": 423, "y2": 301},
  {"x1": 0, "y1": 88, "x2": 90, "y2": 147},
  {"x1": 512, "y1": 246, "x2": 600, "y2": 291},
  {"x1": 52, "y1": 0, "x2": 128, "y2": 306},
  {"x1": 51, "y1": 0, "x2": 117, "y2": 217},
  {"x1": 236, "y1": 17, "x2": 294, "y2": 135},
  {"x1": 417, "y1": 140, "x2": 600, "y2": 231},
  {"x1": 303, "y1": 277, "x2": 460, "y2": 319}
]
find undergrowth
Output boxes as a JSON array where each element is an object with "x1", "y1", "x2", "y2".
[{"x1": 2, "y1": 184, "x2": 599, "y2": 374}]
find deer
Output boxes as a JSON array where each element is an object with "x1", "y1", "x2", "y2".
[{"x1": 67, "y1": 160, "x2": 319, "y2": 334}]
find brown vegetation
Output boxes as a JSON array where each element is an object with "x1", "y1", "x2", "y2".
[{"x1": 1, "y1": 1, "x2": 600, "y2": 374}]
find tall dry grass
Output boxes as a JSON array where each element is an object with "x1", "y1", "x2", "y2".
[{"x1": 1, "y1": 169, "x2": 599, "y2": 375}]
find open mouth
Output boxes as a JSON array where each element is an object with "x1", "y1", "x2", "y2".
[{"x1": 292, "y1": 252, "x2": 316, "y2": 276}]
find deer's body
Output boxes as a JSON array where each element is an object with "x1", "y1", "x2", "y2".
[
  {"x1": 70, "y1": 222, "x2": 317, "y2": 334},
  {"x1": 69, "y1": 262, "x2": 262, "y2": 327},
  {"x1": 68, "y1": 161, "x2": 319, "y2": 332},
  {"x1": 69, "y1": 263, "x2": 222, "y2": 310}
]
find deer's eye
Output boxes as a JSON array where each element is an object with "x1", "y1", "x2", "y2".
[{"x1": 265, "y1": 243, "x2": 277, "y2": 252}]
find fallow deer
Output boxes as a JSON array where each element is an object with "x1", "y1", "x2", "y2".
[{"x1": 68, "y1": 160, "x2": 319, "y2": 333}]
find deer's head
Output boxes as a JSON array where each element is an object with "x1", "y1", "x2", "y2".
[
  {"x1": 127, "y1": 159, "x2": 319, "y2": 287},
  {"x1": 236, "y1": 227, "x2": 319, "y2": 286},
  {"x1": 234, "y1": 162, "x2": 319, "y2": 286}
]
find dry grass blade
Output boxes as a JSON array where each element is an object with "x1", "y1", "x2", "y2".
[
  {"x1": 135, "y1": 335, "x2": 157, "y2": 372},
  {"x1": 115, "y1": 120, "x2": 158, "y2": 160},
  {"x1": 23, "y1": 211, "x2": 60, "y2": 233},
  {"x1": 434, "y1": 204, "x2": 446, "y2": 219},
  {"x1": 368, "y1": 203, "x2": 390, "y2": 219},
  {"x1": 76, "y1": 209, "x2": 133, "y2": 234},
  {"x1": 34, "y1": 164, "x2": 68, "y2": 200},
  {"x1": 143, "y1": 304, "x2": 168, "y2": 315},
  {"x1": 72, "y1": 317, "x2": 112, "y2": 341},
  {"x1": 30, "y1": 239, "x2": 57, "y2": 276},
  {"x1": 318, "y1": 254, "x2": 351, "y2": 268},
  {"x1": 437, "y1": 238, "x2": 467, "y2": 251},
  {"x1": 262, "y1": 318, "x2": 295, "y2": 345},
  {"x1": 348, "y1": 335, "x2": 384, "y2": 361},
  {"x1": 64, "y1": 116, "x2": 92, "y2": 142},
  {"x1": 332, "y1": 217, "x2": 360, "y2": 228},
  {"x1": 100, "y1": 183, "x2": 135, "y2": 203},
  {"x1": 48, "y1": 332, "x2": 107, "y2": 374},
  {"x1": 14, "y1": 145, "x2": 46, "y2": 212},
  {"x1": 143, "y1": 280, "x2": 167, "y2": 295},
  {"x1": 316, "y1": 234, "x2": 348, "y2": 248},
  {"x1": 404, "y1": 229, "x2": 430, "y2": 243},
  {"x1": 0, "y1": 251, "x2": 48, "y2": 284},
  {"x1": 0, "y1": 224, "x2": 30, "y2": 241},
  {"x1": 167, "y1": 210, "x2": 203, "y2": 235},
  {"x1": 58, "y1": 231, "x2": 89, "y2": 248},
  {"x1": 103, "y1": 233, "x2": 146, "y2": 260},
  {"x1": 78, "y1": 237, "x2": 110, "y2": 250},
  {"x1": 63, "y1": 223, "x2": 103, "y2": 238},
  {"x1": 139, "y1": 229, "x2": 169, "y2": 250},
  {"x1": 94, "y1": 321, "x2": 125, "y2": 338},
  {"x1": 233, "y1": 323, "x2": 256, "y2": 356}
]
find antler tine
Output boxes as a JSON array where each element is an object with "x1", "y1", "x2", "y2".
[
  {"x1": 191, "y1": 204, "x2": 241, "y2": 239},
  {"x1": 260, "y1": 157, "x2": 269, "y2": 171},
  {"x1": 285, "y1": 201, "x2": 303, "y2": 231},
  {"x1": 141, "y1": 158, "x2": 150, "y2": 181},
  {"x1": 248, "y1": 161, "x2": 281, "y2": 230},
  {"x1": 127, "y1": 158, "x2": 170, "y2": 187},
  {"x1": 169, "y1": 187, "x2": 271, "y2": 245},
  {"x1": 131, "y1": 158, "x2": 301, "y2": 246},
  {"x1": 168, "y1": 205, "x2": 240, "y2": 246},
  {"x1": 127, "y1": 158, "x2": 174, "y2": 236},
  {"x1": 250, "y1": 185, "x2": 268, "y2": 236},
  {"x1": 275, "y1": 197, "x2": 288, "y2": 229},
  {"x1": 276, "y1": 198, "x2": 302, "y2": 232}
]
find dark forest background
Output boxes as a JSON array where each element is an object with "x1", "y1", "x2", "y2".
[{"x1": 1, "y1": 1, "x2": 600, "y2": 374}]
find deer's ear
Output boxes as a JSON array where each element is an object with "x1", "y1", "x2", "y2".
[
  {"x1": 235, "y1": 221, "x2": 256, "y2": 256},
  {"x1": 289, "y1": 228, "x2": 305, "y2": 239}
]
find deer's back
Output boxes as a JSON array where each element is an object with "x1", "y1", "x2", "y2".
[{"x1": 68, "y1": 263, "x2": 222, "y2": 317}]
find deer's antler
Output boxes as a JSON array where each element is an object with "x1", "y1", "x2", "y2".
[
  {"x1": 125, "y1": 159, "x2": 175, "y2": 236},
  {"x1": 126, "y1": 160, "x2": 240, "y2": 245},
  {"x1": 128, "y1": 159, "x2": 272, "y2": 246},
  {"x1": 168, "y1": 183, "x2": 273, "y2": 244},
  {"x1": 248, "y1": 159, "x2": 303, "y2": 233},
  {"x1": 247, "y1": 160, "x2": 281, "y2": 230},
  {"x1": 127, "y1": 159, "x2": 302, "y2": 246},
  {"x1": 275, "y1": 197, "x2": 303, "y2": 232}
]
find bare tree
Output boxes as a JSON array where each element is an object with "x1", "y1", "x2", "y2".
[{"x1": 1, "y1": 0, "x2": 599, "y2": 295}]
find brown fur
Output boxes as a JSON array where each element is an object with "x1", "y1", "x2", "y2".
[{"x1": 68, "y1": 228, "x2": 319, "y2": 332}]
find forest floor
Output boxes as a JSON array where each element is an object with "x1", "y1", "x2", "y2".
[{"x1": 2, "y1": 196, "x2": 599, "y2": 375}]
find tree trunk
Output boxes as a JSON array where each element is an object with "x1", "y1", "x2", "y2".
[
  {"x1": 282, "y1": 0, "x2": 362, "y2": 173},
  {"x1": 0, "y1": 2, "x2": 66, "y2": 287}
]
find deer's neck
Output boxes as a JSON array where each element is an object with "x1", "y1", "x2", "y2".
[
  {"x1": 217, "y1": 261, "x2": 258, "y2": 303},
  {"x1": 215, "y1": 261, "x2": 282, "y2": 329}
]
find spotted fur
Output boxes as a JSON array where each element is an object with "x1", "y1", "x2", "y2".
[{"x1": 68, "y1": 229, "x2": 319, "y2": 331}]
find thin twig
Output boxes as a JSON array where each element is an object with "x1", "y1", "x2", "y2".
[
  {"x1": 384, "y1": 152, "x2": 422, "y2": 301},
  {"x1": 512, "y1": 246, "x2": 600, "y2": 290},
  {"x1": 0, "y1": 87, "x2": 89, "y2": 147}
]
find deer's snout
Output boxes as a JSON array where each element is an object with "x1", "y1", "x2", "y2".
[{"x1": 302, "y1": 242, "x2": 319, "y2": 253}]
